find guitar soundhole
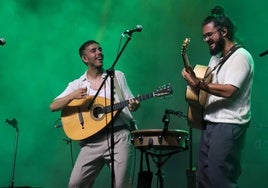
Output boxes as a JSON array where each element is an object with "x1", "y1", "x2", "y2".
[{"x1": 92, "y1": 106, "x2": 104, "y2": 120}]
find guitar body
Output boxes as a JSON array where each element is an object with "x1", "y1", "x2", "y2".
[
  {"x1": 185, "y1": 65, "x2": 211, "y2": 106},
  {"x1": 186, "y1": 65, "x2": 212, "y2": 129},
  {"x1": 61, "y1": 96, "x2": 119, "y2": 141}
]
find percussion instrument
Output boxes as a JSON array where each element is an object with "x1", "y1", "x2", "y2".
[{"x1": 131, "y1": 129, "x2": 188, "y2": 151}]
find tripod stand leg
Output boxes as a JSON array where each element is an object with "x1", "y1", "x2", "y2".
[
  {"x1": 155, "y1": 168, "x2": 164, "y2": 188},
  {"x1": 137, "y1": 151, "x2": 153, "y2": 188},
  {"x1": 186, "y1": 168, "x2": 197, "y2": 188},
  {"x1": 186, "y1": 128, "x2": 197, "y2": 188},
  {"x1": 9, "y1": 130, "x2": 19, "y2": 188}
]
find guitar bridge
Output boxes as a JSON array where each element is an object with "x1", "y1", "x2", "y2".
[{"x1": 77, "y1": 107, "x2": 84, "y2": 129}]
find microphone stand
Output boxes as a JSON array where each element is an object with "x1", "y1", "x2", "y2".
[
  {"x1": 259, "y1": 50, "x2": 268, "y2": 57},
  {"x1": 186, "y1": 127, "x2": 196, "y2": 188},
  {"x1": 163, "y1": 109, "x2": 196, "y2": 187},
  {"x1": 62, "y1": 138, "x2": 74, "y2": 167},
  {"x1": 87, "y1": 34, "x2": 133, "y2": 188},
  {"x1": 5, "y1": 118, "x2": 19, "y2": 188}
]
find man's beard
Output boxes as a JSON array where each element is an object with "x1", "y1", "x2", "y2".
[{"x1": 209, "y1": 37, "x2": 225, "y2": 56}]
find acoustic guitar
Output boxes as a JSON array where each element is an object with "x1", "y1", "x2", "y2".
[
  {"x1": 181, "y1": 38, "x2": 211, "y2": 129},
  {"x1": 61, "y1": 84, "x2": 173, "y2": 140}
]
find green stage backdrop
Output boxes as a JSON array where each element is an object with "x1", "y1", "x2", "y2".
[{"x1": 0, "y1": 0, "x2": 268, "y2": 187}]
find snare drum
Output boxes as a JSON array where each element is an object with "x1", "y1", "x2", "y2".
[{"x1": 131, "y1": 129, "x2": 188, "y2": 151}]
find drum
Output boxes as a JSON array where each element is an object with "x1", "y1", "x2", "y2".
[{"x1": 131, "y1": 129, "x2": 188, "y2": 151}]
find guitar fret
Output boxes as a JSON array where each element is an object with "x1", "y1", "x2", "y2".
[
  {"x1": 137, "y1": 93, "x2": 153, "y2": 101},
  {"x1": 102, "y1": 93, "x2": 155, "y2": 114}
]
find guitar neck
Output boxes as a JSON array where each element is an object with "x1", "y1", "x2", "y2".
[
  {"x1": 182, "y1": 53, "x2": 191, "y2": 69},
  {"x1": 103, "y1": 93, "x2": 154, "y2": 113}
]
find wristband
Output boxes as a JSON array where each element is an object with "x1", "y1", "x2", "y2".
[{"x1": 195, "y1": 80, "x2": 201, "y2": 88}]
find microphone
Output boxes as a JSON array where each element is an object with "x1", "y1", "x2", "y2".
[
  {"x1": 162, "y1": 110, "x2": 170, "y2": 135},
  {"x1": 122, "y1": 25, "x2": 143, "y2": 35},
  {"x1": 63, "y1": 138, "x2": 71, "y2": 144},
  {"x1": 162, "y1": 111, "x2": 170, "y2": 124},
  {"x1": 54, "y1": 118, "x2": 62, "y2": 128},
  {"x1": 0, "y1": 38, "x2": 6, "y2": 45},
  {"x1": 165, "y1": 109, "x2": 187, "y2": 118},
  {"x1": 6, "y1": 118, "x2": 19, "y2": 132},
  {"x1": 259, "y1": 50, "x2": 268, "y2": 57},
  {"x1": 54, "y1": 124, "x2": 62, "y2": 128}
]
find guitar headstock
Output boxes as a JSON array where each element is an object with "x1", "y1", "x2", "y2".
[
  {"x1": 181, "y1": 38, "x2": 191, "y2": 55},
  {"x1": 153, "y1": 84, "x2": 173, "y2": 97}
]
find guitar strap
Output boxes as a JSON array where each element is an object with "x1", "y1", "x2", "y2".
[
  {"x1": 216, "y1": 44, "x2": 242, "y2": 74},
  {"x1": 114, "y1": 74, "x2": 138, "y2": 130},
  {"x1": 204, "y1": 44, "x2": 241, "y2": 79},
  {"x1": 114, "y1": 74, "x2": 124, "y2": 101}
]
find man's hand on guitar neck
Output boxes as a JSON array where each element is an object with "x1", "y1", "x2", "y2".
[{"x1": 128, "y1": 98, "x2": 140, "y2": 112}]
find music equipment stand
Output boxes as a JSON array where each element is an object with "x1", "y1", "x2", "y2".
[
  {"x1": 131, "y1": 129, "x2": 189, "y2": 188},
  {"x1": 186, "y1": 127, "x2": 197, "y2": 188},
  {"x1": 4, "y1": 119, "x2": 40, "y2": 188},
  {"x1": 146, "y1": 149, "x2": 182, "y2": 188},
  {"x1": 5, "y1": 118, "x2": 19, "y2": 188}
]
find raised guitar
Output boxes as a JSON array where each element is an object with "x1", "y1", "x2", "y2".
[
  {"x1": 61, "y1": 84, "x2": 173, "y2": 140},
  {"x1": 181, "y1": 38, "x2": 211, "y2": 129}
]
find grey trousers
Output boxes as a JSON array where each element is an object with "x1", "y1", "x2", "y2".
[
  {"x1": 197, "y1": 122, "x2": 248, "y2": 188},
  {"x1": 68, "y1": 128, "x2": 133, "y2": 188}
]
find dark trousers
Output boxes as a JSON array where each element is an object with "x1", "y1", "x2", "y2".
[{"x1": 197, "y1": 122, "x2": 248, "y2": 188}]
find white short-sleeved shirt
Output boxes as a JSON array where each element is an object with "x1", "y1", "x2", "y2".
[
  {"x1": 56, "y1": 70, "x2": 135, "y2": 127},
  {"x1": 204, "y1": 48, "x2": 254, "y2": 125}
]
